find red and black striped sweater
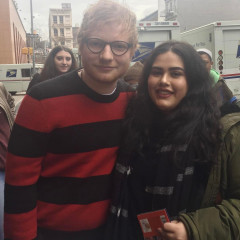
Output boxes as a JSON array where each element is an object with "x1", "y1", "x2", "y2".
[{"x1": 4, "y1": 70, "x2": 134, "y2": 240}]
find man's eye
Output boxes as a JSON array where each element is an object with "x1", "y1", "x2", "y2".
[
  {"x1": 113, "y1": 43, "x2": 127, "y2": 51},
  {"x1": 90, "y1": 41, "x2": 103, "y2": 48}
]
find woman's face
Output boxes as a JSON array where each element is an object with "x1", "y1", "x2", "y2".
[
  {"x1": 54, "y1": 50, "x2": 72, "y2": 74},
  {"x1": 148, "y1": 51, "x2": 188, "y2": 113}
]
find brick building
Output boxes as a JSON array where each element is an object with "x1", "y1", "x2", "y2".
[
  {"x1": 0, "y1": 0, "x2": 27, "y2": 64},
  {"x1": 49, "y1": 3, "x2": 73, "y2": 49}
]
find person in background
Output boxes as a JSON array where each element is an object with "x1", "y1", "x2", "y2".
[
  {"x1": 0, "y1": 83, "x2": 15, "y2": 240},
  {"x1": 197, "y1": 48, "x2": 233, "y2": 108},
  {"x1": 196, "y1": 48, "x2": 219, "y2": 83},
  {"x1": 106, "y1": 41, "x2": 240, "y2": 240},
  {"x1": 15, "y1": 46, "x2": 78, "y2": 114},
  {"x1": 26, "y1": 45, "x2": 78, "y2": 93},
  {"x1": 4, "y1": 0, "x2": 137, "y2": 239},
  {"x1": 124, "y1": 61, "x2": 144, "y2": 90}
]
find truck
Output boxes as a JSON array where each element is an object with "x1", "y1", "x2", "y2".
[
  {"x1": 0, "y1": 63, "x2": 43, "y2": 94},
  {"x1": 133, "y1": 21, "x2": 180, "y2": 63},
  {"x1": 181, "y1": 20, "x2": 240, "y2": 98}
]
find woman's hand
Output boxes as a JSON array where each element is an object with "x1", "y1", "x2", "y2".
[{"x1": 157, "y1": 220, "x2": 188, "y2": 240}]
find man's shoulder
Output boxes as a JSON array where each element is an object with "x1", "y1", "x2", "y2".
[{"x1": 28, "y1": 70, "x2": 79, "y2": 100}]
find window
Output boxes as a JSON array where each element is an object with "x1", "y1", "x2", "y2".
[
  {"x1": 59, "y1": 16, "x2": 64, "y2": 24},
  {"x1": 54, "y1": 28, "x2": 58, "y2": 37},
  {"x1": 53, "y1": 15, "x2": 57, "y2": 24},
  {"x1": 6, "y1": 69, "x2": 17, "y2": 78},
  {"x1": 21, "y1": 69, "x2": 31, "y2": 77},
  {"x1": 60, "y1": 28, "x2": 64, "y2": 37},
  {"x1": 61, "y1": 41, "x2": 65, "y2": 45}
]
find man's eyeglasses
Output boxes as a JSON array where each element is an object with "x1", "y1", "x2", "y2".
[{"x1": 85, "y1": 38, "x2": 133, "y2": 56}]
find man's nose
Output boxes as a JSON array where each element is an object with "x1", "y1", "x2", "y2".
[{"x1": 100, "y1": 44, "x2": 114, "y2": 61}]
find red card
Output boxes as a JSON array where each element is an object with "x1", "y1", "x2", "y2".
[{"x1": 137, "y1": 209, "x2": 170, "y2": 238}]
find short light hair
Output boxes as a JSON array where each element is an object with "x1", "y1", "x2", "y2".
[{"x1": 77, "y1": 0, "x2": 138, "y2": 51}]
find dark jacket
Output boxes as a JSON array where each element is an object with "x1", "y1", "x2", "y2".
[
  {"x1": 179, "y1": 112, "x2": 240, "y2": 239},
  {"x1": 106, "y1": 112, "x2": 240, "y2": 240}
]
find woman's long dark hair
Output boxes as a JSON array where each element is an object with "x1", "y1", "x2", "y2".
[
  {"x1": 40, "y1": 45, "x2": 78, "y2": 81},
  {"x1": 121, "y1": 41, "x2": 221, "y2": 165}
]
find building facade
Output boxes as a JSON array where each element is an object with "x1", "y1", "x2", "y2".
[
  {"x1": 49, "y1": 3, "x2": 73, "y2": 49},
  {"x1": 165, "y1": 0, "x2": 240, "y2": 32},
  {"x1": 0, "y1": 0, "x2": 27, "y2": 64}
]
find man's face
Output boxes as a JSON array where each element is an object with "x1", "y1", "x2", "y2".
[
  {"x1": 200, "y1": 53, "x2": 213, "y2": 73},
  {"x1": 80, "y1": 23, "x2": 135, "y2": 94}
]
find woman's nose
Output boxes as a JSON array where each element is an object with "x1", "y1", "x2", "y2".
[{"x1": 159, "y1": 73, "x2": 170, "y2": 85}]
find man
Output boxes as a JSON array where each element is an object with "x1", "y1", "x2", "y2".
[
  {"x1": 197, "y1": 48, "x2": 233, "y2": 107},
  {"x1": 197, "y1": 48, "x2": 220, "y2": 83},
  {"x1": 4, "y1": 1, "x2": 137, "y2": 239},
  {"x1": 0, "y1": 83, "x2": 14, "y2": 240}
]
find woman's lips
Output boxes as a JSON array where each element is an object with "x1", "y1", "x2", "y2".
[{"x1": 156, "y1": 89, "x2": 173, "y2": 98}]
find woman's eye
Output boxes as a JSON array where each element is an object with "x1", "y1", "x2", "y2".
[
  {"x1": 171, "y1": 71, "x2": 182, "y2": 77},
  {"x1": 66, "y1": 57, "x2": 71, "y2": 61},
  {"x1": 56, "y1": 57, "x2": 63, "y2": 61},
  {"x1": 150, "y1": 70, "x2": 162, "y2": 76}
]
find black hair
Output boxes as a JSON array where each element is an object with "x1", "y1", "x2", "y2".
[
  {"x1": 40, "y1": 45, "x2": 78, "y2": 81},
  {"x1": 121, "y1": 41, "x2": 221, "y2": 165}
]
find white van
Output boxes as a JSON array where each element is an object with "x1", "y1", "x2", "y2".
[{"x1": 0, "y1": 63, "x2": 43, "y2": 94}]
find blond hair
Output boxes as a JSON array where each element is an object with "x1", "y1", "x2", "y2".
[{"x1": 77, "y1": 0, "x2": 138, "y2": 51}]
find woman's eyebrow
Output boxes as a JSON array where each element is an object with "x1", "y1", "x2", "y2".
[
  {"x1": 151, "y1": 66, "x2": 185, "y2": 72},
  {"x1": 169, "y1": 67, "x2": 185, "y2": 71}
]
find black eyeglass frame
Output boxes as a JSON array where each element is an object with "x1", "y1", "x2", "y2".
[{"x1": 85, "y1": 38, "x2": 133, "y2": 56}]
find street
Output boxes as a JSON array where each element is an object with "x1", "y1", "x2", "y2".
[{"x1": 13, "y1": 92, "x2": 25, "y2": 106}]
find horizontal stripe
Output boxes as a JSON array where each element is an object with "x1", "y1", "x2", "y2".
[
  {"x1": 41, "y1": 147, "x2": 117, "y2": 178},
  {"x1": 16, "y1": 95, "x2": 51, "y2": 132},
  {"x1": 37, "y1": 224, "x2": 105, "y2": 240},
  {"x1": 37, "y1": 200, "x2": 110, "y2": 231},
  {"x1": 17, "y1": 92, "x2": 131, "y2": 132},
  {"x1": 4, "y1": 209, "x2": 37, "y2": 239},
  {"x1": 40, "y1": 93, "x2": 130, "y2": 127},
  {"x1": 9, "y1": 120, "x2": 122, "y2": 156},
  {"x1": 176, "y1": 166, "x2": 194, "y2": 182},
  {"x1": 1, "y1": 79, "x2": 30, "y2": 82},
  {"x1": 110, "y1": 205, "x2": 128, "y2": 218},
  {"x1": 48, "y1": 120, "x2": 122, "y2": 154},
  {"x1": 160, "y1": 144, "x2": 188, "y2": 152},
  {"x1": 5, "y1": 153, "x2": 42, "y2": 186},
  {"x1": 115, "y1": 163, "x2": 131, "y2": 175},
  {"x1": 185, "y1": 166, "x2": 194, "y2": 175},
  {"x1": 145, "y1": 186, "x2": 174, "y2": 196},
  {"x1": 8, "y1": 123, "x2": 48, "y2": 157},
  {"x1": 29, "y1": 71, "x2": 133, "y2": 101},
  {"x1": 223, "y1": 75, "x2": 240, "y2": 80},
  {"x1": 176, "y1": 174, "x2": 183, "y2": 182},
  {"x1": 38, "y1": 175, "x2": 112, "y2": 204},
  {"x1": 4, "y1": 183, "x2": 37, "y2": 213},
  {"x1": 221, "y1": 73, "x2": 240, "y2": 77}
]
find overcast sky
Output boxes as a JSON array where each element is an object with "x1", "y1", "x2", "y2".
[{"x1": 16, "y1": 0, "x2": 165, "y2": 40}]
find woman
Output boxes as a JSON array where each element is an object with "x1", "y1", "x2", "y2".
[
  {"x1": 27, "y1": 45, "x2": 78, "y2": 92},
  {"x1": 106, "y1": 41, "x2": 240, "y2": 240}
]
